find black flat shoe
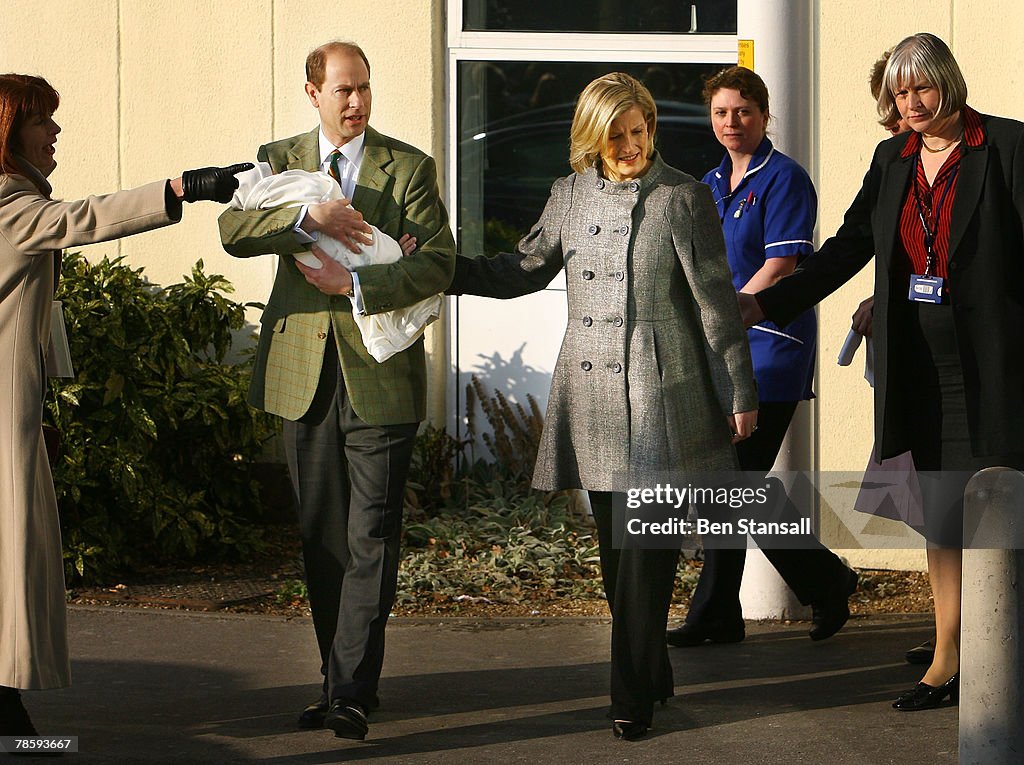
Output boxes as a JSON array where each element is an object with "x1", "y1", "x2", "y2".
[
  {"x1": 809, "y1": 567, "x2": 858, "y2": 641},
  {"x1": 666, "y1": 620, "x2": 744, "y2": 647},
  {"x1": 324, "y1": 700, "x2": 369, "y2": 741},
  {"x1": 612, "y1": 720, "x2": 649, "y2": 741},
  {"x1": 904, "y1": 638, "x2": 936, "y2": 666},
  {"x1": 892, "y1": 673, "x2": 959, "y2": 711},
  {"x1": 297, "y1": 694, "x2": 329, "y2": 729}
]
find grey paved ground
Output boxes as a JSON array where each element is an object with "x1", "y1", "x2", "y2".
[{"x1": 16, "y1": 608, "x2": 956, "y2": 764}]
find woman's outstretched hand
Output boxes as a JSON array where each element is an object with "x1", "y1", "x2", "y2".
[
  {"x1": 399, "y1": 234, "x2": 417, "y2": 256},
  {"x1": 180, "y1": 162, "x2": 255, "y2": 203}
]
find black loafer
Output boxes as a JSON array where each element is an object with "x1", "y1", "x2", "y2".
[
  {"x1": 612, "y1": 720, "x2": 649, "y2": 741},
  {"x1": 809, "y1": 567, "x2": 858, "y2": 641},
  {"x1": 892, "y1": 673, "x2": 959, "y2": 711},
  {"x1": 666, "y1": 620, "x2": 745, "y2": 647},
  {"x1": 297, "y1": 694, "x2": 329, "y2": 729},
  {"x1": 905, "y1": 638, "x2": 936, "y2": 665},
  {"x1": 324, "y1": 700, "x2": 369, "y2": 741}
]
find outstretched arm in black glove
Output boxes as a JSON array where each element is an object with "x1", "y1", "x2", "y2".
[{"x1": 169, "y1": 162, "x2": 254, "y2": 203}]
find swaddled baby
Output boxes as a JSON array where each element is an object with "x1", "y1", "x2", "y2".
[{"x1": 230, "y1": 162, "x2": 442, "y2": 362}]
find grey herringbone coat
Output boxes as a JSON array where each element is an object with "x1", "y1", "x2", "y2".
[{"x1": 450, "y1": 155, "x2": 757, "y2": 491}]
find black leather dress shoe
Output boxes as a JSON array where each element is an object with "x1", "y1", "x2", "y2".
[
  {"x1": 298, "y1": 693, "x2": 379, "y2": 729},
  {"x1": 612, "y1": 720, "x2": 649, "y2": 740},
  {"x1": 809, "y1": 567, "x2": 858, "y2": 641},
  {"x1": 324, "y1": 700, "x2": 369, "y2": 741},
  {"x1": 892, "y1": 673, "x2": 959, "y2": 711},
  {"x1": 666, "y1": 620, "x2": 745, "y2": 647},
  {"x1": 904, "y1": 638, "x2": 936, "y2": 665},
  {"x1": 297, "y1": 694, "x2": 329, "y2": 729}
]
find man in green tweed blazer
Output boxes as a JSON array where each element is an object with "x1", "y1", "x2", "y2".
[{"x1": 218, "y1": 40, "x2": 455, "y2": 741}]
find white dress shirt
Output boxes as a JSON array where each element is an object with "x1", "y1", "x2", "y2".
[{"x1": 294, "y1": 128, "x2": 368, "y2": 309}]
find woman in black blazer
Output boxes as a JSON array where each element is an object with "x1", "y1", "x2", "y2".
[{"x1": 742, "y1": 32, "x2": 1024, "y2": 712}]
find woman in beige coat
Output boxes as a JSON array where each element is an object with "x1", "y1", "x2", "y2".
[{"x1": 0, "y1": 73, "x2": 249, "y2": 735}]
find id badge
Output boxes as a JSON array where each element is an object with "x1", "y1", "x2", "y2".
[{"x1": 908, "y1": 274, "x2": 944, "y2": 304}]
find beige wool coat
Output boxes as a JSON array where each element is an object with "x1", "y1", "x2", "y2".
[
  {"x1": 450, "y1": 155, "x2": 758, "y2": 492},
  {"x1": 0, "y1": 166, "x2": 178, "y2": 689}
]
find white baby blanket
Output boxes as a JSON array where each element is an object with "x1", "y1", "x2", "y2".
[{"x1": 231, "y1": 162, "x2": 442, "y2": 362}]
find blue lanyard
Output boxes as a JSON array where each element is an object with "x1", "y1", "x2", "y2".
[{"x1": 912, "y1": 153, "x2": 959, "y2": 277}]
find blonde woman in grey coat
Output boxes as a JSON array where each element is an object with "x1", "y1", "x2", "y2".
[
  {"x1": 0, "y1": 73, "x2": 247, "y2": 736},
  {"x1": 448, "y1": 72, "x2": 758, "y2": 740}
]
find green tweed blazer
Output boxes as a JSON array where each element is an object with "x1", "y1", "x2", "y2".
[{"x1": 218, "y1": 126, "x2": 456, "y2": 425}]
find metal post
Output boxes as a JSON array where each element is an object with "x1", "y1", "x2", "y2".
[{"x1": 960, "y1": 467, "x2": 1024, "y2": 764}]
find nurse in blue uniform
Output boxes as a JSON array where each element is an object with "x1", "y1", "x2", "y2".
[{"x1": 667, "y1": 66, "x2": 857, "y2": 648}]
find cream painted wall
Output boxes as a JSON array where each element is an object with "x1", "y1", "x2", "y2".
[{"x1": 0, "y1": 0, "x2": 448, "y2": 421}]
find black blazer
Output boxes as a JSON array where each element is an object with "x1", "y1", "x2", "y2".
[{"x1": 758, "y1": 112, "x2": 1024, "y2": 461}]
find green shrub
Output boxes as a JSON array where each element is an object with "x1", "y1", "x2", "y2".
[
  {"x1": 45, "y1": 253, "x2": 277, "y2": 583},
  {"x1": 397, "y1": 380, "x2": 602, "y2": 604},
  {"x1": 396, "y1": 378, "x2": 701, "y2": 607}
]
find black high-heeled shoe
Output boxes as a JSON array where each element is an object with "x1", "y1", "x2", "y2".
[
  {"x1": 612, "y1": 720, "x2": 649, "y2": 740},
  {"x1": 892, "y1": 672, "x2": 959, "y2": 711}
]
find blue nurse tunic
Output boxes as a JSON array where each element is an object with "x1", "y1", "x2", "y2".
[{"x1": 702, "y1": 137, "x2": 817, "y2": 402}]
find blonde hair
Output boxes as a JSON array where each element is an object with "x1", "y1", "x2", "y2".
[
  {"x1": 877, "y1": 33, "x2": 967, "y2": 128},
  {"x1": 569, "y1": 72, "x2": 657, "y2": 175}
]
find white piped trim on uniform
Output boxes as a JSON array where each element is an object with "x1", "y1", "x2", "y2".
[
  {"x1": 765, "y1": 239, "x2": 814, "y2": 250},
  {"x1": 751, "y1": 325, "x2": 804, "y2": 344},
  {"x1": 743, "y1": 147, "x2": 775, "y2": 178}
]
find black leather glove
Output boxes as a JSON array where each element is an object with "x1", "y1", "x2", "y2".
[{"x1": 181, "y1": 162, "x2": 254, "y2": 203}]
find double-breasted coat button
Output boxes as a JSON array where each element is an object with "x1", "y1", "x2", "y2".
[
  {"x1": 586, "y1": 224, "x2": 600, "y2": 235},
  {"x1": 581, "y1": 360, "x2": 592, "y2": 371},
  {"x1": 582, "y1": 269, "x2": 594, "y2": 280},
  {"x1": 613, "y1": 316, "x2": 623, "y2": 327},
  {"x1": 612, "y1": 362, "x2": 623, "y2": 373},
  {"x1": 582, "y1": 316, "x2": 593, "y2": 327},
  {"x1": 317, "y1": 331, "x2": 327, "y2": 340},
  {"x1": 618, "y1": 225, "x2": 630, "y2": 236},
  {"x1": 628, "y1": 181, "x2": 640, "y2": 193},
  {"x1": 596, "y1": 179, "x2": 605, "y2": 190},
  {"x1": 614, "y1": 271, "x2": 625, "y2": 281}
]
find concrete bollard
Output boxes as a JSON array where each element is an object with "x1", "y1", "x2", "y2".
[
  {"x1": 739, "y1": 548, "x2": 810, "y2": 620},
  {"x1": 960, "y1": 467, "x2": 1024, "y2": 765},
  {"x1": 740, "y1": 400, "x2": 815, "y2": 621}
]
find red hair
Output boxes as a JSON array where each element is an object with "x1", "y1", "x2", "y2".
[{"x1": 0, "y1": 74, "x2": 60, "y2": 185}]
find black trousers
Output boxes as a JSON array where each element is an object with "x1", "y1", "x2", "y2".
[
  {"x1": 589, "y1": 491, "x2": 679, "y2": 725},
  {"x1": 686, "y1": 401, "x2": 848, "y2": 627},
  {"x1": 283, "y1": 339, "x2": 417, "y2": 709}
]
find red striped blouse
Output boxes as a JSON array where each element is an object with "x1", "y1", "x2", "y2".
[{"x1": 897, "y1": 106, "x2": 985, "y2": 294}]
